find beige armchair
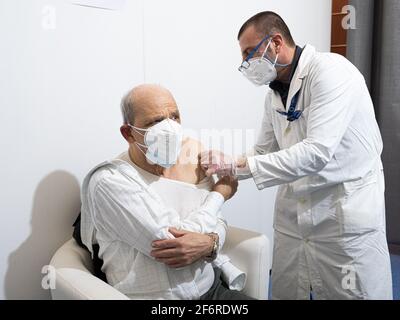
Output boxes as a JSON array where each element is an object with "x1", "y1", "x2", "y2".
[{"x1": 49, "y1": 226, "x2": 270, "y2": 300}]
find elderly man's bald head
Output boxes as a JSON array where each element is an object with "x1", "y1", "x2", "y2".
[{"x1": 121, "y1": 84, "x2": 179, "y2": 127}]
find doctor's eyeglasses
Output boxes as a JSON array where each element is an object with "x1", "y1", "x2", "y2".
[{"x1": 238, "y1": 34, "x2": 271, "y2": 72}]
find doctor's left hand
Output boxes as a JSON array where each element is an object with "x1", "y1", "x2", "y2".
[{"x1": 151, "y1": 228, "x2": 216, "y2": 268}]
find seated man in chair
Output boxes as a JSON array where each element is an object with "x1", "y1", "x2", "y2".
[{"x1": 80, "y1": 84, "x2": 253, "y2": 300}]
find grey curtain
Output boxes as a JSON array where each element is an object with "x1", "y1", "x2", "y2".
[{"x1": 347, "y1": 0, "x2": 400, "y2": 245}]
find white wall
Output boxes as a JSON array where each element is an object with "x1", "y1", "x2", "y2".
[{"x1": 0, "y1": 0, "x2": 331, "y2": 299}]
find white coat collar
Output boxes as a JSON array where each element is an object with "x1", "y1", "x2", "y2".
[
  {"x1": 271, "y1": 44, "x2": 316, "y2": 113},
  {"x1": 288, "y1": 44, "x2": 316, "y2": 98}
]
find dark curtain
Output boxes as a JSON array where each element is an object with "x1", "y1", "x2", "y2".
[{"x1": 347, "y1": 0, "x2": 400, "y2": 245}]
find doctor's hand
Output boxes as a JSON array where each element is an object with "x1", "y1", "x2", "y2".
[
  {"x1": 151, "y1": 228, "x2": 216, "y2": 268},
  {"x1": 199, "y1": 150, "x2": 236, "y2": 178},
  {"x1": 213, "y1": 176, "x2": 238, "y2": 201}
]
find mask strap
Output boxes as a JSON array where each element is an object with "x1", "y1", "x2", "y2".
[
  {"x1": 275, "y1": 58, "x2": 290, "y2": 68},
  {"x1": 261, "y1": 39, "x2": 272, "y2": 58},
  {"x1": 273, "y1": 50, "x2": 291, "y2": 68},
  {"x1": 272, "y1": 53, "x2": 279, "y2": 66},
  {"x1": 128, "y1": 124, "x2": 148, "y2": 154},
  {"x1": 128, "y1": 124, "x2": 146, "y2": 137},
  {"x1": 262, "y1": 39, "x2": 290, "y2": 68},
  {"x1": 134, "y1": 141, "x2": 148, "y2": 156}
]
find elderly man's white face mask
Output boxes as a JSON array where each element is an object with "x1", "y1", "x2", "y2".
[{"x1": 129, "y1": 119, "x2": 183, "y2": 168}]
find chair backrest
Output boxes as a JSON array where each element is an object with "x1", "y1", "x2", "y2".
[
  {"x1": 72, "y1": 212, "x2": 107, "y2": 282},
  {"x1": 50, "y1": 238, "x2": 94, "y2": 273}
]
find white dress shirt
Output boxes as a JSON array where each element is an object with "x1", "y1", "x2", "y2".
[{"x1": 80, "y1": 152, "x2": 245, "y2": 300}]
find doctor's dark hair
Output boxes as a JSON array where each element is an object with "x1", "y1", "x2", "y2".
[
  {"x1": 121, "y1": 91, "x2": 135, "y2": 125},
  {"x1": 238, "y1": 11, "x2": 295, "y2": 48}
]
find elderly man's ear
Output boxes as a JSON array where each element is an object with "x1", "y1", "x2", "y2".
[{"x1": 120, "y1": 125, "x2": 136, "y2": 144}]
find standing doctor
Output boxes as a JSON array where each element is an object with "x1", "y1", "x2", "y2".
[{"x1": 201, "y1": 11, "x2": 392, "y2": 300}]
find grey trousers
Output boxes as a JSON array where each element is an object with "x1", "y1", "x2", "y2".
[{"x1": 200, "y1": 268, "x2": 256, "y2": 300}]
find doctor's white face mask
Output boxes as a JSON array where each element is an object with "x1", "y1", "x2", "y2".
[
  {"x1": 239, "y1": 36, "x2": 289, "y2": 86},
  {"x1": 129, "y1": 119, "x2": 183, "y2": 168}
]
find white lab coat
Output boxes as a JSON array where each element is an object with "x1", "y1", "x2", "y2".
[{"x1": 246, "y1": 45, "x2": 393, "y2": 299}]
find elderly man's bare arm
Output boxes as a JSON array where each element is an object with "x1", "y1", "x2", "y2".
[{"x1": 151, "y1": 138, "x2": 238, "y2": 268}]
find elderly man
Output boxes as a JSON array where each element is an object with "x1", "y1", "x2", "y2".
[{"x1": 80, "y1": 84, "x2": 252, "y2": 300}]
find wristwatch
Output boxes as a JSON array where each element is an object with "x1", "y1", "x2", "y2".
[{"x1": 205, "y1": 232, "x2": 219, "y2": 262}]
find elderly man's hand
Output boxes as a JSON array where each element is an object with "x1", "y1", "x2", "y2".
[
  {"x1": 213, "y1": 176, "x2": 238, "y2": 201},
  {"x1": 151, "y1": 228, "x2": 215, "y2": 268}
]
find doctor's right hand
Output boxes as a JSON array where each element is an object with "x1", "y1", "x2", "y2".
[
  {"x1": 213, "y1": 176, "x2": 238, "y2": 201},
  {"x1": 200, "y1": 150, "x2": 236, "y2": 178}
]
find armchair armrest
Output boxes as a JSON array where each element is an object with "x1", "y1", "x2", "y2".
[
  {"x1": 221, "y1": 226, "x2": 270, "y2": 300},
  {"x1": 50, "y1": 239, "x2": 129, "y2": 300},
  {"x1": 51, "y1": 268, "x2": 129, "y2": 300}
]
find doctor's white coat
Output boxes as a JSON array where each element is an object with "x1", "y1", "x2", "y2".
[{"x1": 247, "y1": 45, "x2": 393, "y2": 299}]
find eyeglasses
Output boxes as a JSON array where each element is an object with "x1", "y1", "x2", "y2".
[{"x1": 238, "y1": 35, "x2": 272, "y2": 72}]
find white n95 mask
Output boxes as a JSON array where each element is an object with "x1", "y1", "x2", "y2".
[
  {"x1": 239, "y1": 39, "x2": 287, "y2": 86},
  {"x1": 129, "y1": 119, "x2": 183, "y2": 168}
]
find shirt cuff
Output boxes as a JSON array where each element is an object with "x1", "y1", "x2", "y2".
[
  {"x1": 212, "y1": 254, "x2": 246, "y2": 291},
  {"x1": 247, "y1": 156, "x2": 267, "y2": 190},
  {"x1": 204, "y1": 191, "x2": 225, "y2": 213},
  {"x1": 220, "y1": 261, "x2": 247, "y2": 291}
]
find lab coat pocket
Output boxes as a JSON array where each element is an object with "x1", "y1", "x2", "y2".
[{"x1": 339, "y1": 171, "x2": 381, "y2": 235}]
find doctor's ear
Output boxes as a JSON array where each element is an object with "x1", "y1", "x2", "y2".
[{"x1": 271, "y1": 34, "x2": 284, "y2": 53}]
